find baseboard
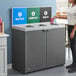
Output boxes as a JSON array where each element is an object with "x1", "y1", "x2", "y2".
[{"x1": 7, "y1": 64, "x2": 12, "y2": 69}]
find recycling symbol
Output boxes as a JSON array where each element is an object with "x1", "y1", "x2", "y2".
[
  {"x1": 18, "y1": 12, "x2": 22, "y2": 17},
  {"x1": 32, "y1": 11, "x2": 35, "y2": 16},
  {"x1": 44, "y1": 11, "x2": 48, "y2": 16}
]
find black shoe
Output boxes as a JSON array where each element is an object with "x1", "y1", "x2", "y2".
[
  {"x1": 66, "y1": 64, "x2": 74, "y2": 69},
  {"x1": 68, "y1": 67, "x2": 76, "y2": 73}
]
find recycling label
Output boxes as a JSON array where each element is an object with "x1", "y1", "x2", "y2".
[
  {"x1": 27, "y1": 8, "x2": 40, "y2": 23},
  {"x1": 40, "y1": 7, "x2": 51, "y2": 22},
  {"x1": 12, "y1": 8, "x2": 27, "y2": 25}
]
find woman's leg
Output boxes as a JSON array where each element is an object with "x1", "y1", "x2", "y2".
[
  {"x1": 68, "y1": 26, "x2": 76, "y2": 73},
  {"x1": 68, "y1": 26, "x2": 75, "y2": 65},
  {"x1": 71, "y1": 32, "x2": 76, "y2": 65},
  {"x1": 70, "y1": 38, "x2": 76, "y2": 65}
]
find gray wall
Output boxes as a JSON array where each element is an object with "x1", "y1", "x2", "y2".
[{"x1": 0, "y1": 0, "x2": 56, "y2": 64}]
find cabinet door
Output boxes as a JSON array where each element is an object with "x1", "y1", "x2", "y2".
[
  {"x1": 0, "y1": 47, "x2": 7, "y2": 75},
  {"x1": 47, "y1": 28, "x2": 65, "y2": 68},
  {"x1": 25, "y1": 30, "x2": 46, "y2": 73}
]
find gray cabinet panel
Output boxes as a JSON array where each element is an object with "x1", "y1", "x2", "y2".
[
  {"x1": 25, "y1": 30, "x2": 46, "y2": 72},
  {"x1": 47, "y1": 28, "x2": 65, "y2": 68},
  {"x1": 12, "y1": 29, "x2": 25, "y2": 73}
]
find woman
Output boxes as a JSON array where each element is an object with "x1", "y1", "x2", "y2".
[{"x1": 56, "y1": 0, "x2": 76, "y2": 73}]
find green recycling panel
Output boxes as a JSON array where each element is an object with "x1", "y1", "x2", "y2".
[{"x1": 27, "y1": 8, "x2": 40, "y2": 23}]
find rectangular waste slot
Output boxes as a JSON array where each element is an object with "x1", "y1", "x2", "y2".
[
  {"x1": 40, "y1": 7, "x2": 51, "y2": 22},
  {"x1": 27, "y1": 8, "x2": 40, "y2": 23},
  {"x1": 12, "y1": 8, "x2": 27, "y2": 25}
]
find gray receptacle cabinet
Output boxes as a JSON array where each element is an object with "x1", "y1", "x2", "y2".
[
  {"x1": 12, "y1": 27, "x2": 65, "y2": 74},
  {"x1": 47, "y1": 28, "x2": 65, "y2": 68}
]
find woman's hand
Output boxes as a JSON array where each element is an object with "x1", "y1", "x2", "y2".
[
  {"x1": 70, "y1": 31, "x2": 75, "y2": 39},
  {"x1": 53, "y1": 16, "x2": 57, "y2": 19},
  {"x1": 70, "y1": 24, "x2": 76, "y2": 39},
  {"x1": 54, "y1": 15, "x2": 60, "y2": 19}
]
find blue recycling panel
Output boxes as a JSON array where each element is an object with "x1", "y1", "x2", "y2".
[{"x1": 12, "y1": 8, "x2": 27, "y2": 25}]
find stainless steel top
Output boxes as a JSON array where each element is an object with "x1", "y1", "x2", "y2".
[{"x1": 12, "y1": 22, "x2": 65, "y2": 31}]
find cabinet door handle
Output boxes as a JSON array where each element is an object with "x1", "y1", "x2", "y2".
[
  {"x1": 47, "y1": 30, "x2": 49, "y2": 31},
  {"x1": 42, "y1": 30, "x2": 46, "y2": 32}
]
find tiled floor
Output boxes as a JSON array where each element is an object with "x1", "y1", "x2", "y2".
[{"x1": 7, "y1": 48, "x2": 76, "y2": 76}]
